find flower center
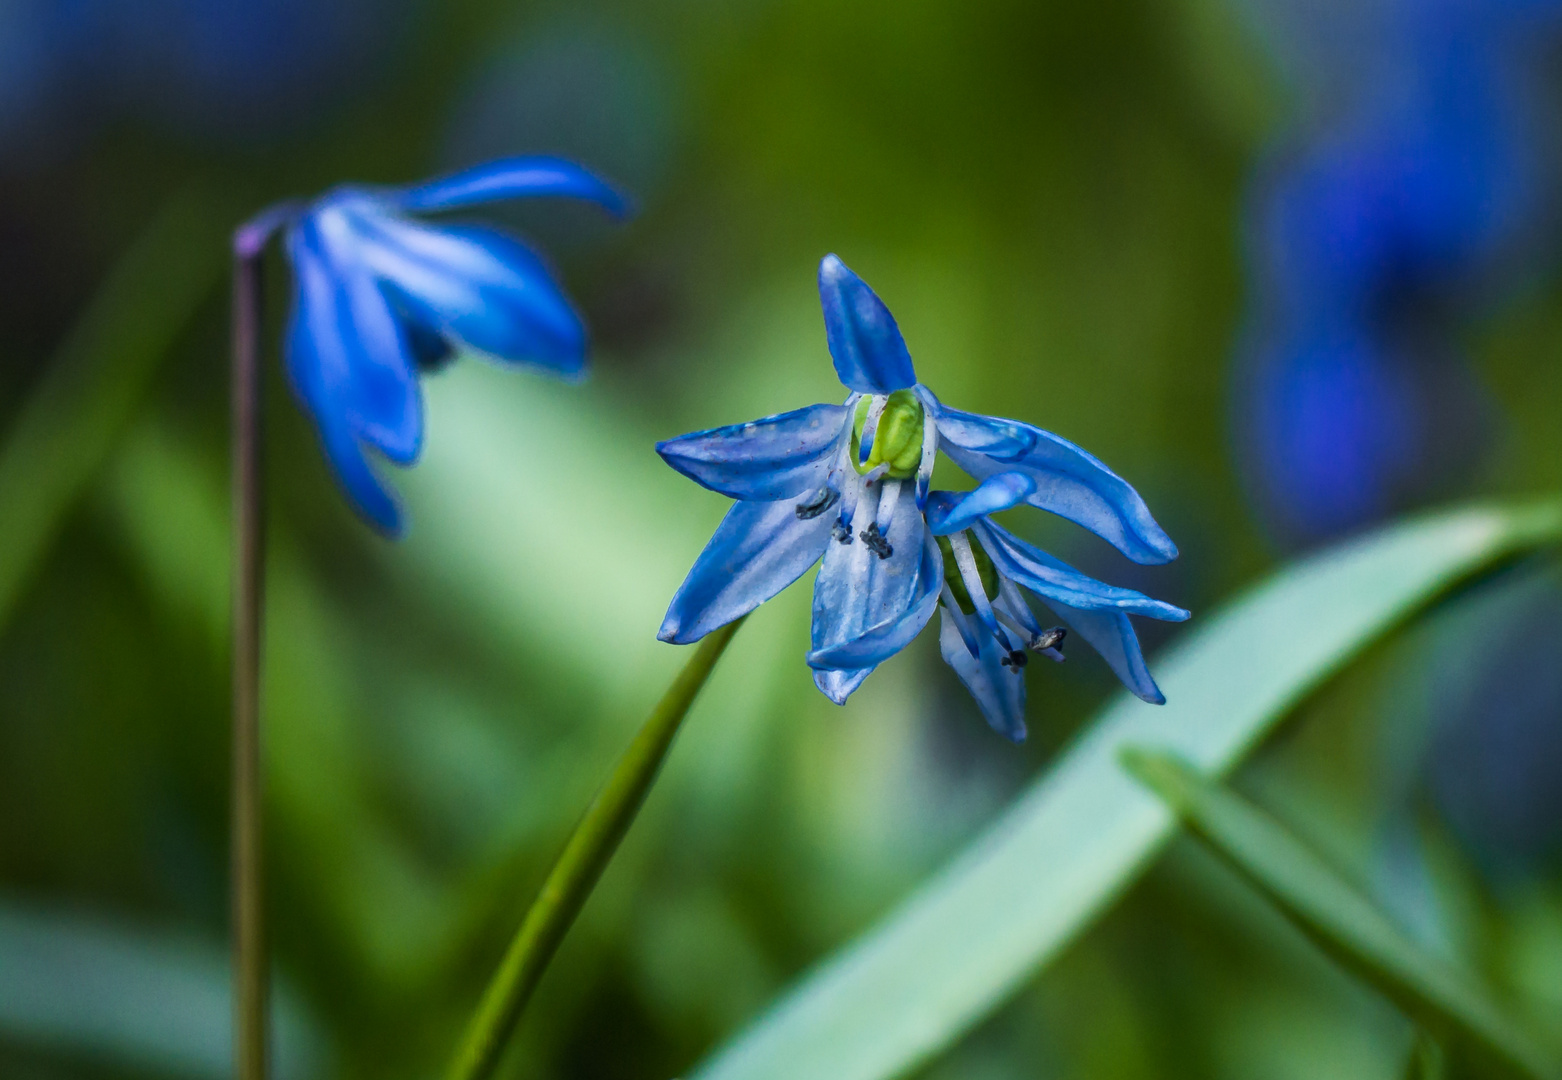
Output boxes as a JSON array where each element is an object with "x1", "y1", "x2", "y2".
[{"x1": 851, "y1": 390, "x2": 925, "y2": 479}]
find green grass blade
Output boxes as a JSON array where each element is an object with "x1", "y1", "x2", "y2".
[
  {"x1": 0, "y1": 187, "x2": 224, "y2": 631},
  {"x1": 1122, "y1": 748, "x2": 1559, "y2": 1080},
  {"x1": 689, "y1": 499, "x2": 1562, "y2": 1080}
]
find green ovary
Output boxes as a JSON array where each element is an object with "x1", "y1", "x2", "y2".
[{"x1": 851, "y1": 390, "x2": 925, "y2": 479}]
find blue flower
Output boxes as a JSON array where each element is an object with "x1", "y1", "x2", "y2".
[
  {"x1": 1236, "y1": 0, "x2": 1562, "y2": 540},
  {"x1": 236, "y1": 156, "x2": 628, "y2": 533},
  {"x1": 916, "y1": 474, "x2": 1189, "y2": 739},
  {"x1": 657, "y1": 255, "x2": 1184, "y2": 730}
]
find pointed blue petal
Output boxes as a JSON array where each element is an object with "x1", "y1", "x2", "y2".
[
  {"x1": 938, "y1": 611, "x2": 1026, "y2": 741},
  {"x1": 976, "y1": 521, "x2": 1191, "y2": 621},
  {"x1": 281, "y1": 269, "x2": 402, "y2": 532},
  {"x1": 926, "y1": 473, "x2": 1037, "y2": 535},
  {"x1": 657, "y1": 404, "x2": 849, "y2": 501},
  {"x1": 316, "y1": 417, "x2": 404, "y2": 535},
  {"x1": 659, "y1": 498, "x2": 835, "y2": 644},
  {"x1": 807, "y1": 533, "x2": 942, "y2": 670},
  {"x1": 818, "y1": 255, "x2": 917, "y2": 394},
  {"x1": 396, "y1": 156, "x2": 628, "y2": 217},
  {"x1": 352, "y1": 211, "x2": 588, "y2": 378},
  {"x1": 935, "y1": 405, "x2": 1178, "y2": 564},
  {"x1": 287, "y1": 217, "x2": 423, "y2": 463},
  {"x1": 1034, "y1": 596, "x2": 1165, "y2": 705},
  {"x1": 810, "y1": 487, "x2": 927, "y2": 663},
  {"x1": 814, "y1": 667, "x2": 873, "y2": 705}
]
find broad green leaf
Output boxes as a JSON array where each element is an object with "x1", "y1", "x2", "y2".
[
  {"x1": 1122, "y1": 749, "x2": 1559, "y2": 1080},
  {"x1": 690, "y1": 500, "x2": 1562, "y2": 1080},
  {"x1": 0, "y1": 186, "x2": 224, "y2": 631}
]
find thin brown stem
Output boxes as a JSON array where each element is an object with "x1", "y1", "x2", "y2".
[{"x1": 231, "y1": 249, "x2": 268, "y2": 1080}]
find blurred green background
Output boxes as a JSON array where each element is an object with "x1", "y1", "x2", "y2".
[{"x1": 2, "y1": 0, "x2": 1561, "y2": 1077}]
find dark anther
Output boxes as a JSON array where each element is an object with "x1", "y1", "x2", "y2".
[
  {"x1": 860, "y1": 522, "x2": 894, "y2": 559},
  {"x1": 832, "y1": 519, "x2": 854, "y2": 545},
  {"x1": 1031, "y1": 627, "x2": 1066, "y2": 652},
  {"x1": 1001, "y1": 649, "x2": 1029, "y2": 670},
  {"x1": 795, "y1": 486, "x2": 840, "y2": 520}
]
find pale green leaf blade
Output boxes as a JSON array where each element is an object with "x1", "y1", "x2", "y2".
[
  {"x1": 690, "y1": 500, "x2": 1562, "y2": 1080},
  {"x1": 0, "y1": 900, "x2": 324, "y2": 1078},
  {"x1": 1122, "y1": 748, "x2": 1559, "y2": 1080}
]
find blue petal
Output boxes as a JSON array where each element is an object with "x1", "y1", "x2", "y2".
[
  {"x1": 938, "y1": 611, "x2": 1026, "y2": 741},
  {"x1": 287, "y1": 217, "x2": 423, "y2": 463},
  {"x1": 1036, "y1": 597, "x2": 1166, "y2": 706},
  {"x1": 282, "y1": 270, "x2": 403, "y2": 532},
  {"x1": 395, "y1": 156, "x2": 628, "y2": 217},
  {"x1": 315, "y1": 417, "x2": 404, "y2": 535},
  {"x1": 809, "y1": 489, "x2": 926, "y2": 700},
  {"x1": 934, "y1": 403, "x2": 1179, "y2": 564},
  {"x1": 656, "y1": 404, "x2": 849, "y2": 501},
  {"x1": 351, "y1": 210, "x2": 588, "y2": 378},
  {"x1": 926, "y1": 473, "x2": 1037, "y2": 535},
  {"x1": 976, "y1": 521, "x2": 1191, "y2": 621},
  {"x1": 814, "y1": 667, "x2": 872, "y2": 705},
  {"x1": 807, "y1": 533, "x2": 942, "y2": 670},
  {"x1": 659, "y1": 498, "x2": 835, "y2": 644},
  {"x1": 817, "y1": 255, "x2": 917, "y2": 394}
]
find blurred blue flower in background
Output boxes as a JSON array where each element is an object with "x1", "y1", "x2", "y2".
[
  {"x1": 238, "y1": 157, "x2": 628, "y2": 532},
  {"x1": 659, "y1": 255, "x2": 1183, "y2": 732},
  {"x1": 0, "y1": 0, "x2": 400, "y2": 162},
  {"x1": 1235, "y1": 0, "x2": 1562, "y2": 541}
]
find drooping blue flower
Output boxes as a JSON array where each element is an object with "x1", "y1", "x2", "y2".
[
  {"x1": 657, "y1": 255, "x2": 1184, "y2": 730},
  {"x1": 915, "y1": 474, "x2": 1189, "y2": 739},
  {"x1": 236, "y1": 156, "x2": 628, "y2": 532},
  {"x1": 1236, "y1": 0, "x2": 1562, "y2": 541}
]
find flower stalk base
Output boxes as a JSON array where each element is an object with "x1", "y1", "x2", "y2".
[{"x1": 445, "y1": 615, "x2": 747, "y2": 1080}]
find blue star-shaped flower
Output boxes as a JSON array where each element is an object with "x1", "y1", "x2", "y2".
[
  {"x1": 236, "y1": 156, "x2": 628, "y2": 533},
  {"x1": 657, "y1": 255, "x2": 1185, "y2": 727}
]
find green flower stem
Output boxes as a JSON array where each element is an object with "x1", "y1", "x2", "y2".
[
  {"x1": 1122, "y1": 747, "x2": 1561, "y2": 1080},
  {"x1": 445, "y1": 616, "x2": 747, "y2": 1080}
]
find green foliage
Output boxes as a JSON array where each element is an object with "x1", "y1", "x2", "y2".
[
  {"x1": 6, "y1": 3, "x2": 1562, "y2": 1079},
  {"x1": 689, "y1": 502, "x2": 1562, "y2": 1080},
  {"x1": 447, "y1": 618, "x2": 745, "y2": 1080},
  {"x1": 1122, "y1": 749, "x2": 1561, "y2": 1080},
  {"x1": 0, "y1": 189, "x2": 223, "y2": 631}
]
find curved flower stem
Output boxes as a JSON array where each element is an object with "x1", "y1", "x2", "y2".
[
  {"x1": 231, "y1": 248, "x2": 268, "y2": 1080},
  {"x1": 445, "y1": 616, "x2": 747, "y2": 1080}
]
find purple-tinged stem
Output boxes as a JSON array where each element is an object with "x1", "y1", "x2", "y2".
[{"x1": 231, "y1": 247, "x2": 268, "y2": 1080}]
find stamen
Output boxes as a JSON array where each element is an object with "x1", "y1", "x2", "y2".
[
  {"x1": 874, "y1": 478, "x2": 904, "y2": 532},
  {"x1": 949, "y1": 531, "x2": 1003, "y2": 639},
  {"x1": 860, "y1": 522, "x2": 894, "y2": 559},
  {"x1": 795, "y1": 485, "x2": 840, "y2": 520},
  {"x1": 995, "y1": 607, "x2": 1036, "y2": 643},
  {"x1": 940, "y1": 583, "x2": 982, "y2": 658},
  {"x1": 832, "y1": 515, "x2": 854, "y2": 544},
  {"x1": 1032, "y1": 627, "x2": 1066, "y2": 651},
  {"x1": 858, "y1": 395, "x2": 887, "y2": 465},
  {"x1": 915, "y1": 399, "x2": 938, "y2": 508},
  {"x1": 1000, "y1": 649, "x2": 1028, "y2": 670},
  {"x1": 997, "y1": 575, "x2": 1043, "y2": 638}
]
